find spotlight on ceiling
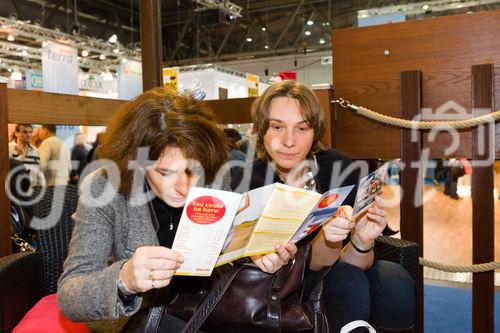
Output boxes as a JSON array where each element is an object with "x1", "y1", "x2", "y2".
[
  {"x1": 108, "y1": 34, "x2": 118, "y2": 43},
  {"x1": 81, "y1": 50, "x2": 89, "y2": 57},
  {"x1": 195, "y1": 8, "x2": 237, "y2": 26}
]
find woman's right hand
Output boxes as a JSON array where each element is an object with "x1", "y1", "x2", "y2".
[
  {"x1": 321, "y1": 205, "x2": 355, "y2": 243},
  {"x1": 119, "y1": 246, "x2": 184, "y2": 293}
]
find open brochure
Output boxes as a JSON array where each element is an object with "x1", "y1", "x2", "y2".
[
  {"x1": 171, "y1": 183, "x2": 354, "y2": 276},
  {"x1": 171, "y1": 162, "x2": 390, "y2": 276}
]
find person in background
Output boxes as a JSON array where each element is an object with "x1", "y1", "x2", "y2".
[
  {"x1": 80, "y1": 132, "x2": 105, "y2": 178},
  {"x1": 8, "y1": 158, "x2": 31, "y2": 206},
  {"x1": 87, "y1": 132, "x2": 103, "y2": 163},
  {"x1": 58, "y1": 87, "x2": 296, "y2": 332},
  {"x1": 8, "y1": 123, "x2": 44, "y2": 188},
  {"x1": 443, "y1": 158, "x2": 465, "y2": 200},
  {"x1": 38, "y1": 124, "x2": 72, "y2": 186},
  {"x1": 70, "y1": 133, "x2": 89, "y2": 184},
  {"x1": 223, "y1": 128, "x2": 246, "y2": 161},
  {"x1": 238, "y1": 128, "x2": 258, "y2": 159},
  {"x1": 231, "y1": 80, "x2": 415, "y2": 333},
  {"x1": 433, "y1": 159, "x2": 445, "y2": 185}
]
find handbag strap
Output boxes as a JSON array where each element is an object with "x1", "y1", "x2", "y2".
[
  {"x1": 181, "y1": 265, "x2": 245, "y2": 333},
  {"x1": 267, "y1": 264, "x2": 288, "y2": 333},
  {"x1": 266, "y1": 245, "x2": 308, "y2": 333},
  {"x1": 307, "y1": 261, "x2": 335, "y2": 303},
  {"x1": 142, "y1": 305, "x2": 165, "y2": 333}
]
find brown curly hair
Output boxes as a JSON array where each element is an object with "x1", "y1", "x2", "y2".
[{"x1": 98, "y1": 87, "x2": 228, "y2": 195}]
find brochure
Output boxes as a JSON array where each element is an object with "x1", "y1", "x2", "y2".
[
  {"x1": 351, "y1": 162, "x2": 389, "y2": 219},
  {"x1": 172, "y1": 183, "x2": 353, "y2": 276}
]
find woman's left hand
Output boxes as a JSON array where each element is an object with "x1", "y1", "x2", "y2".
[
  {"x1": 352, "y1": 195, "x2": 387, "y2": 246},
  {"x1": 250, "y1": 242, "x2": 297, "y2": 274}
]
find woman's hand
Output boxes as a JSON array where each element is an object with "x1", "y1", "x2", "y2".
[
  {"x1": 352, "y1": 195, "x2": 387, "y2": 247},
  {"x1": 321, "y1": 205, "x2": 355, "y2": 243},
  {"x1": 119, "y1": 246, "x2": 184, "y2": 293},
  {"x1": 250, "y1": 242, "x2": 297, "y2": 274}
]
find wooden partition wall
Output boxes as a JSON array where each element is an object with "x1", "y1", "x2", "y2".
[
  {"x1": 333, "y1": 9, "x2": 500, "y2": 160},
  {"x1": 333, "y1": 10, "x2": 499, "y2": 333},
  {"x1": 0, "y1": 86, "x2": 334, "y2": 258}
]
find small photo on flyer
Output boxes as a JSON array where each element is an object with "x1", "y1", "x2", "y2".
[{"x1": 352, "y1": 162, "x2": 389, "y2": 219}]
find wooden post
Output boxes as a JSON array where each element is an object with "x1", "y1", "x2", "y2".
[
  {"x1": 471, "y1": 64, "x2": 495, "y2": 333},
  {"x1": 139, "y1": 0, "x2": 163, "y2": 91},
  {"x1": 313, "y1": 85, "x2": 335, "y2": 148},
  {"x1": 399, "y1": 70, "x2": 423, "y2": 332},
  {"x1": 0, "y1": 84, "x2": 11, "y2": 256}
]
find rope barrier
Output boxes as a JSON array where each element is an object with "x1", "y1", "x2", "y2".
[
  {"x1": 333, "y1": 98, "x2": 500, "y2": 273},
  {"x1": 333, "y1": 98, "x2": 500, "y2": 130},
  {"x1": 419, "y1": 258, "x2": 500, "y2": 273}
]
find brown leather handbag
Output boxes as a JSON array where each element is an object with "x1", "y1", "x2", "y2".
[{"x1": 137, "y1": 245, "x2": 331, "y2": 333}]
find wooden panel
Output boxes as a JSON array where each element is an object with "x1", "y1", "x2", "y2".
[
  {"x1": 205, "y1": 97, "x2": 255, "y2": 124},
  {"x1": 7, "y1": 90, "x2": 255, "y2": 127},
  {"x1": 399, "y1": 71, "x2": 423, "y2": 333},
  {"x1": 139, "y1": 0, "x2": 163, "y2": 90},
  {"x1": 0, "y1": 84, "x2": 11, "y2": 256},
  {"x1": 333, "y1": 10, "x2": 500, "y2": 159},
  {"x1": 471, "y1": 64, "x2": 495, "y2": 333},
  {"x1": 314, "y1": 87, "x2": 334, "y2": 148},
  {"x1": 7, "y1": 89, "x2": 125, "y2": 126}
]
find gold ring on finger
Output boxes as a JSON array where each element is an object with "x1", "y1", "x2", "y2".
[{"x1": 149, "y1": 269, "x2": 154, "y2": 280}]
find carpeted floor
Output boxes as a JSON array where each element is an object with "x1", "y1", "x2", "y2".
[{"x1": 424, "y1": 284, "x2": 500, "y2": 332}]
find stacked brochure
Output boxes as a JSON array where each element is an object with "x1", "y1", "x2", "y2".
[{"x1": 171, "y1": 162, "x2": 389, "y2": 277}]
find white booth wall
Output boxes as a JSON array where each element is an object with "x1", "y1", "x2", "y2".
[{"x1": 174, "y1": 66, "x2": 268, "y2": 100}]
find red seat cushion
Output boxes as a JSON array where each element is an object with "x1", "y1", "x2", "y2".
[{"x1": 13, "y1": 294, "x2": 91, "y2": 333}]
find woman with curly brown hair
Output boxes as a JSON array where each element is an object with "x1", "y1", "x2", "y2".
[{"x1": 58, "y1": 87, "x2": 296, "y2": 332}]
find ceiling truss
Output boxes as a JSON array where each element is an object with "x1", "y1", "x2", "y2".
[{"x1": 0, "y1": 0, "x2": 499, "y2": 74}]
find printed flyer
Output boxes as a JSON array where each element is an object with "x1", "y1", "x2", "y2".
[{"x1": 172, "y1": 187, "x2": 242, "y2": 276}]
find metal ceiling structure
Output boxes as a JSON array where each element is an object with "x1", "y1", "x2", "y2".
[{"x1": 0, "y1": 0, "x2": 499, "y2": 75}]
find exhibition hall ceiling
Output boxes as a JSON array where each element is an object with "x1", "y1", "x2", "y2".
[{"x1": 0, "y1": 0, "x2": 500, "y2": 72}]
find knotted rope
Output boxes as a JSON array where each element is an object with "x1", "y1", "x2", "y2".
[
  {"x1": 419, "y1": 258, "x2": 500, "y2": 273},
  {"x1": 333, "y1": 98, "x2": 500, "y2": 129}
]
